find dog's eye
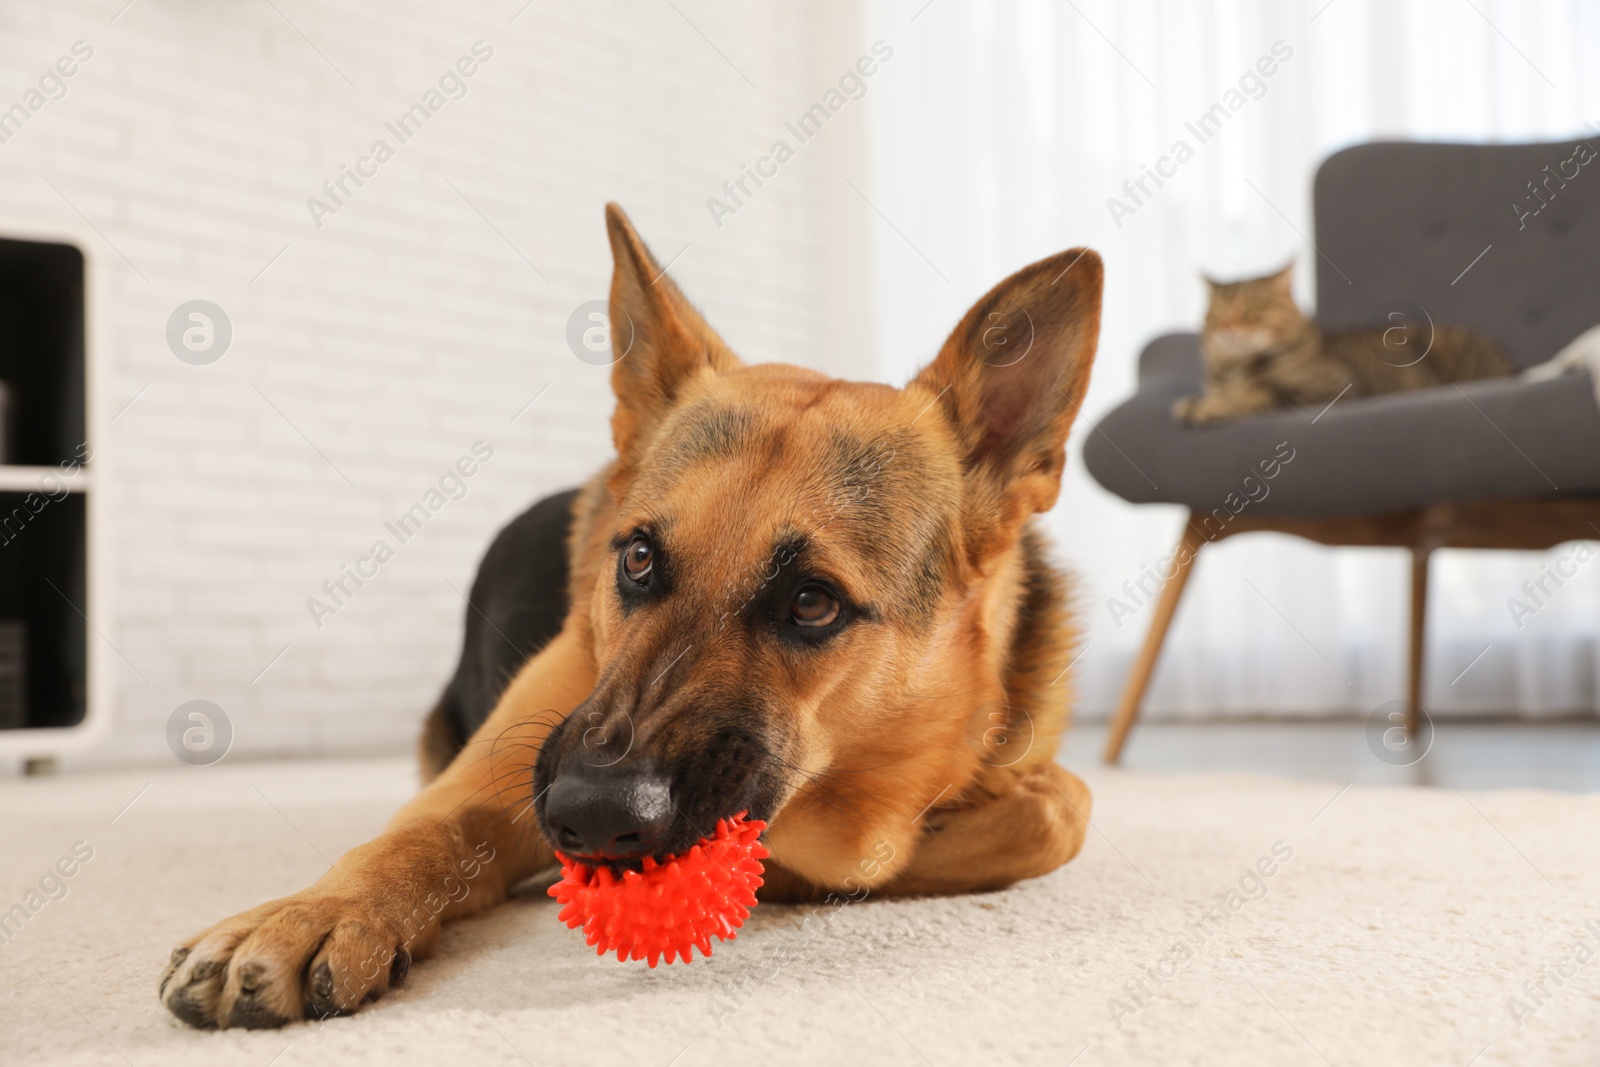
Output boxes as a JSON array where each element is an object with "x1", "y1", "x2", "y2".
[
  {"x1": 790, "y1": 584, "x2": 839, "y2": 627},
  {"x1": 623, "y1": 535, "x2": 654, "y2": 583}
]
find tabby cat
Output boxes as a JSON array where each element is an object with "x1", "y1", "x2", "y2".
[{"x1": 1172, "y1": 263, "x2": 1513, "y2": 425}]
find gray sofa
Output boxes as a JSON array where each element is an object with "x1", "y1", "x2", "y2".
[{"x1": 1086, "y1": 138, "x2": 1600, "y2": 762}]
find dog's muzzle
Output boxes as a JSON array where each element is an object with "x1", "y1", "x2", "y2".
[
  {"x1": 542, "y1": 761, "x2": 673, "y2": 860},
  {"x1": 533, "y1": 690, "x2": 784, "y2": 866}
]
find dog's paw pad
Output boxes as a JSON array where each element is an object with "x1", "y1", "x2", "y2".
[
  {"x1": 389, "y1": 946, "x2": 411, "y2": 987},
  {"x1": 226, "y1": 996, "x2": 291, "y2": 1030},
  {"x1": 160, "y1": 955, "x2": 226, "y2": 1031}
]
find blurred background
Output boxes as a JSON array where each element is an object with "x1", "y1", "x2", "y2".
[{"x1": 2, "y1": 0, "x2": 1598, "y2": 772}]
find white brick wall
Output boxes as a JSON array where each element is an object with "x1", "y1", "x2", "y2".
[{"x1": 0, "y1": 0, "x2": 876, "y2": 767}]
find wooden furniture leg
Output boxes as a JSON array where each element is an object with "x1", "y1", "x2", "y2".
[
  {"x1": 1088, "y1": 496, "x2": 1600, "y2": 759},
  {"x1": 1407, "y1": 546, "x2": 1431, "y2": 740},
  {"x1": 1103, "y1": 517, "x2": 1207, "y2": 764}
]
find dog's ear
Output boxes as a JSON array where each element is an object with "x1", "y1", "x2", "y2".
[
  {"x1": 911, "y1": 247, "x2": 1102, "y2": 544},
  {"x1": 604, "y1": 203, "x2": 741, "y2": 463}
]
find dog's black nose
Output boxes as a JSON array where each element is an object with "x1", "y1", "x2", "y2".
[{"x1": 544, "y1": 765, "x2": 673, "y2": 858}]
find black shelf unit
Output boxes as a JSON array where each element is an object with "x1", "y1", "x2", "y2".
[{"x1": 0, "y1": 237, "x2": 87, "y2": 732}]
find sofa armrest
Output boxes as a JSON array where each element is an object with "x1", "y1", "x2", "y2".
[{"x1": 1138, "y1": 332, "x2": 1204, "y2": 391}]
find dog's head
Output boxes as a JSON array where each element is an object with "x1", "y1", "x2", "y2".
[{"x1": 534, "y1": 204, "x2": 1101, "y2": 884}]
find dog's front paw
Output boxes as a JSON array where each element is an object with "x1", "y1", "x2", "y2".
[{"x1": 159, "y1": 892, "x2": 414, "y2": 1029}]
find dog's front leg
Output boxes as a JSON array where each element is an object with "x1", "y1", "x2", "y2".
[
  {"x1": 879, "y1": 762, "x2": 1091, "y2": 897},
  {"x1": 159, "y1": 629, "x2": 594, "y2": 1030}
]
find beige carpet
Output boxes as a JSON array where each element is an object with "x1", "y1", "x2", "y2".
[{"x1": 3, "y1": 756, "x2": 1598, "y2": 1066}]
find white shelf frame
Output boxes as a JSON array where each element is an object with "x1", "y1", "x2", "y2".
[{"x1": 0, "y1": 465, "x2": 91, "y2": 494}]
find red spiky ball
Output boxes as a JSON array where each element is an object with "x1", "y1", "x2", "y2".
[{"x1": 548, "y1": 812, "x2": 769, "y2": 967}]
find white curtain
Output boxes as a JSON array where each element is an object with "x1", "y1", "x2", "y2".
[{"x1": 856, "y1": 0, "x2": 1600, "y2": 719}]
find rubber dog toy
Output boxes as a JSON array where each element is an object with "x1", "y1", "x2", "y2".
[{"x1": 548, "y1": 812, "x2": 769, "y2": 966}]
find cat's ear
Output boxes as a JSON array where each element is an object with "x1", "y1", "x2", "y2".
[{"x1": 1268, "y1": 260, "x2": 1294, "y2": 296}]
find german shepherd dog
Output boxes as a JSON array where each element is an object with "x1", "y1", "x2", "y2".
[{"x1": 159, "y1": 205, "x2": 1103, "y2": 1029}]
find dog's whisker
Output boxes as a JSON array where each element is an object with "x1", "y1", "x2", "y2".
[{"x1": 434, "y1": 759, "x2": 544, "y2": 826}]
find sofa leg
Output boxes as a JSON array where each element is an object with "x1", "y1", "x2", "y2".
[
  {"x1": 1103, "y1": 518, "x2": 1207, "y2": 765},
  {"x1": 1408, "y1": 547, "x2": 1430, "y2": 739}
]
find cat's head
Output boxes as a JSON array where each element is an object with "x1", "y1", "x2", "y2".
[{"x1": 1201, "y1": 262, "x2": 1306, "y2": 361}]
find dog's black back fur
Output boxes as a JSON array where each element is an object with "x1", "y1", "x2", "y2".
[{"x1": 421, "y1": 488, "x2": 578, "y2": 776}]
